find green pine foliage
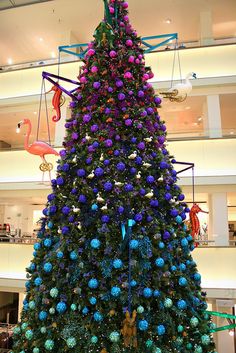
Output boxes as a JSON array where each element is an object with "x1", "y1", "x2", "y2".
[{"x1": 12, "y1": 1, "x2": 216, "y2": 352}]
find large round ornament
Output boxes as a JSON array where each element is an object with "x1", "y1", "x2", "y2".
[
  {"x1": 109, "y1": 331, "x2": 120, "y2": 342},
  {"x1": 44, "y1": 339, "x2": 54, "y2": 350},
  {"x1": 138, "y1": 320, "x2": 149, "y2": 331},
  {"x1": 66, "y1": 337, "x2": 77, "y2": 348}
]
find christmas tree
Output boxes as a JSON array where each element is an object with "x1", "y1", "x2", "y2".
[{"x1": 13, "y1": 1, "x2": 216, "y2": 352}]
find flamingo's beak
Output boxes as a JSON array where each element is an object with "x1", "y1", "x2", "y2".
[{"x1": 16, "y1": 121, "x2": 23, "y2": 133}]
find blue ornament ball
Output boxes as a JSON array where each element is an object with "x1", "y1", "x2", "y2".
[
  {"x1": 82, "y1": 307, "x2": 89, "y2": 315},
  {"x1": 138, "y1": 320, "x2": 149, "y2": 331},
  {"x1": 38, "y1": 311, "x2": 47, "y2": 321},
  {"x1": 88, "y1": 278, "x2": 99, "y2": 289},
  {"x1": 57, "y1": 251, "x2": 63, "y2": 258},
  {"x1": 34, "y1": 277, "x2": 42, "y2": 286},
  {"x1": 94, "y1": 311, "x2": 103, "y2": 322},
  {"x1": 155, "y1": 258, "x2": 165, "y2": 267},
  {"x1": 44, "y1": 238, "x2": 52, "y2": 247},
  {"x1": 113, "y1": 259, "x2": 123, "y2": 269},
  {"x1": 157, "y1": 325, "x2": 166, "y2": 335},
  {"x1": 89, "y1": 297, "x2": 97, "y2": 305},
  {"x1": 194, "y1": 273, "x2": 201, "y2": 281},
  {"x1": 43, "y1": 262, "x2": 52, "y2": 273},
  {"x1": 177, "y1": 300, "x2": 187, "y2": 310},
  {"x1": 130, "y1": 239, "x2": 139, "y2": 249},
  {"x1": 56, "y1": 301, "x2": 67, "y2": 314},
  {"x1": 70, "y1": 250, "x2": 78, "y2": 260},
  {"x1": 33, "y1": 348, "x2": 40, "y2": 353},
  {"x1": 90, "y1": 239, "x2": 101, "y2": 249},
  {"x1": 179, "y1": 277, "x2": 188, "y2": 286},
  {"x1": 111, "y1": 286, "x2": 121, "y2": 297},
  {"x1": 91, "y1": 203, "x2": 98, "y2": 211},
  {"x1": 109, "y1": 331, "x2": 120, "y2": 342},
  {"x1": 153, "y1": 290, "x2": 161, "y2": 297},
  {"x1": 130, "y1": 280, "x2": 137, "y2": 287},
  {"x1": 143, "y1": 287, "x2": 152, "y2": 298},
  {"x1": 158, "y1": 241, "x2": 165, "y2": 249},
  {"x1": 181, "y1": 238, "x2": 188, "y2": 247}
]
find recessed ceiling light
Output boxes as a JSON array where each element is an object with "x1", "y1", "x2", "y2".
[
  {"x1": 193, "y1": 122, "x2": 198, "y2": 126},
  {"x1": 185, "y1": 106, "x2": 191, "y2": 110},
  {"x1": 230, "y1": 131, "x2": 234, "y2": 135},
  {"x1": 33, "y1": 111, "x2": 37, "y2": 115},
  {"x1": 39, "y1": 37, "x2": 43, "y2": 42},
  {"x1": 7, "y1": 58, "x2": 13, "y2": 65},
  {"x1": 197, "y1": 117, "x2": 203, "y2": 122},
  {"x1": 51, "y1": 52, "x2": 56, "y2": 58},
  {"x1": 165, "y1": 18, "x2": 172, "y2": 24}
]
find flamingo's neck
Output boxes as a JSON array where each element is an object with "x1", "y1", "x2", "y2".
[{"x1": 24, "y1": 122, "x2": 31, "y2": 151}]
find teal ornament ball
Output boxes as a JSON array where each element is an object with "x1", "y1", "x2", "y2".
[
  {"x1": 190, "y1": 317, "x2": 199, "y2": 327},
  {"x1": 29, "y1": 300, "x2": 35, "y2": 309},
  {"x1": 201, "y1": 334, "x2": 211, "y2": 345},
  {"x1": 91, "y1": 335, "x2": 98, "y2": 344},
  {"x1": 109, "y1": 331, "x2": 120, "y2": 342},
  {"x1": 70, "y1": 303, "x2": 77, "y2": 311},
  {"x1": 89, "y1": 297, "x2": 97, "y2": 305},
  {"x1": 154, "y1": 348, "x2": 162, "y2": 353},
  {"x1": 66, "y1": 337, "x2": 77, "y2": 348},
  {"x1": 20, "y1": 351, "x2": 25, "y2": 353},
  {"x1": 25, "y1": 329, "x2": 33, "y2": 340},
  {"x1": 33, "y1": 348, "x2": 39, "y2": 353},
  {"x1": 146, "y1": 339, "x2": 153, "y2": 347},
  {"x1": 21, "y1": 323, "x2": 28, "y2": 331},
  {"x1": 186, "y1": 343, "x2": 193, "y2": 350},
  {"x1": 40, "y1": 327, "x2": 47, "y2": 334},
  {"x1": 194, "y1": 346, "x2": 203, "y2": 353},
  {"x1": 49, "y1": 308, "x2": 55, "y2": 315},
  {"x1": 177, "y1": 325, "x2": 184, "y2": 333},
  {"x1": 44, "y1": 339, "x2": 54, "y2": 350},
  {"x1": 13, "y1": 326, "x2": 21, "y2": 334},
  {"x1": 175, "y1": 215, "x2": 182, "y2": 224},
  {"x1": 137, "y1": 305, "x2": 144, "y2": 313},
  {"x1": 50, "y1": 287, "x2": 59, "y2": 298},
  {"x1": 175, "y1": 337, "x2": 183, "y2": 346},
  {"x1": 164, "y1": 298, "x2": 173, "y2": 308}
]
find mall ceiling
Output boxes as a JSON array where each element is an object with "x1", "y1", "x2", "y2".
[{"x1": 0, "y1": 0, "x2": 236, "y2": 66}]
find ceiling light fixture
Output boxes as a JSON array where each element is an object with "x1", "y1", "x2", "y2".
[
  {"x1": 230, "y1": 131, "x2": 234, "y2": 135},
  {"x1": 39, "y1": 38, "x2": 43, "y2": 42},
  {"x1": 51, "y1": 52, "x2": 56, "y2": 58},
  {"x1": 165, "y1": 18, "x2": 172, "y2": 24},
  {"x1": 7, "y1": 58, "x2": 13, "y2": 65}
]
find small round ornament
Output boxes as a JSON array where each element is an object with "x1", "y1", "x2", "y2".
[
  {"x1": 50, "y1": 287, "x2": 59, "y2": 298},
  {"x1": 143, "y1": 287, "x2": 152, "y2": 298},
  {"x1": 91, "y1": 335, "x2": 98, "y2": 344},
  {"x1": 33, "y1": 348, "x2": 40, "y2": 353},
  {"x1": 70, "y1": 304, "x2": 77, "y2": 311},
  {"x1": 109, "y1": 331, "x2": 120, "y2": 342},
  {"x1": 190, "y1": 317, "x2": 199, "y2": 327},
  {"x1": 155, "y1": 258, "x2": 165, "y2": 267},
  {"x1": 44, "y1": 339, "x2": 54, "y2": 351},
  {"x1": 164, "y1": 298, "x2": 173, "y2": 308},
  {"x1": 88, "y1": 278, "x2": 99, "y2": 289},
  {"x1": 66, "y1": 337, "x2": 77, "y2": 348},
  {"x1": 94, "y1": 311, "x2": 103, "y2": 322},
  {"x1": 113, "y1": 259, "x2": 123, "y2": 269},
  {"x1": 25, "y1": 329, "x2": 33, "y2": 340},
  {"x1": 157, "y1": 325, "x2": 165, "y2": 335},
  {"x1": 111, "y1": 286, "x2": 121, "y2": 297},
  {"x1": 56, "y1": 301, "x2": 67, "y2": 314},
  {"x1": 90, "y1": 239, "x2": 101, "y2": 249},
  {"x1": 137, "y1": 305, "x2": 144, "y2": 313},
  {"x1": 138, "y1": 320, "x2": 149, "y2": 331},
  {"x1": 201, "y1": 334, "x2": 211, "y2": 345},
  {"x1": 40, "y1": 326, "x2": 47, "y2": 334}
]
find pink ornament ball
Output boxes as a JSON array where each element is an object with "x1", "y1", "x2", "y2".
[
  {"x1": 80, "y1": 76, "x2": 87, "y2": 84},
  {"x1": 124, "y1": 72, "x2": 132, "y2": 79},
  {"x1": 126, "y1": 39, "x2": 133, "y2": 47},
  {"x1": 124, "y1": 15, "x2": 129, "y2": 22},
  {"x1": 88, "y1": 42, "x2": 94, "y2": 49},
  {"x1": 128, "y1": 55, "x2": 135, "y2": 63},
  {"x1": 109, "y1": 6, "x2": 115, "y2": 14},
  {"x1": 87, "y1": 49, "x2": 95, "y2": 57},
  {"x1": 109, "y1": 50, "x2": 117, "y2": 58},
  {"x1": 122, "y1": 2, "x2": 129, "y2": 8},
  {"x1": 143, "y1": 73, "x2": 149, "y2": 81},
  {"x1": 149, "y1": 71, "x2": 154, "y2": 79},
  {"x1": 91, "y1": 66, "x2": 98, "y2": 73},
  {"x1": 138, "y1": 54, "x2": 143, "y2": 59}
]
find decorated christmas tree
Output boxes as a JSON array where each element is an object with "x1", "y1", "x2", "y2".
[{"x1": 13, "y1": 1, "x2": 216, "y2": 352}]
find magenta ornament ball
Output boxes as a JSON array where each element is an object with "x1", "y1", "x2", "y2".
[
  {"x1": 109, "y1": 50, "x2": 117, "y2": 58},
  {"x1": 126, "y1": 39, "x2": 133, "y2": 47},
  {"x1": 122, "y1": 2, "x2": 129, "y2": 8},
  {"x1": 128, "y1": 55, "x2": 135, "y2": 63},
  {"x1": 91, "y1": 66, "x2": 98, "y2": 73},
  {"x1": 124, "y1": 72, "x2": 132, "y2": 79}
]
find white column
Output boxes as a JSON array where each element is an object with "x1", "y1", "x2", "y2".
[
  {"x1": 54, "y1": 105, "x2": 68, "y2": 147},
  {"x1": 207, "y1": 95, "x2": 222, "y2": 138},
  {"x1": 199, "y1": 11, "x2": 214, "y2": 46},
  {"x1": 208, "y1": 193, "x2": 229, "y2": 246},
  {"x1": 18, "y1": 292, "x2": 25, "y2": 321}
]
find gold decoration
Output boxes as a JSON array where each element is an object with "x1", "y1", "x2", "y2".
[
  {"x1": 109, "y1": 309, "x2": 116, "y2": 316},
  {"x1": 121, "y1": 310, "x2": 138, "y2": 348},
  {"x1": 101, "y1": 349, "x2": 108, "y2": 353},
  {"x1": 39, "y1": 162, "x2": 53, "y2": 172}
]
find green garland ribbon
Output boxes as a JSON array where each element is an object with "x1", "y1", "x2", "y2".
[{"x1": 205, "y1": 310, "x2": 236, "y2": 333}]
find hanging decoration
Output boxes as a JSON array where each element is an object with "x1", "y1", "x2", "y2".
[
  {"x1": 46, "y1": 84, "x2": 65, "y2": 122},
  {"x1": 160, "y1": 72, "x2": 197, "y2": 102},
  {"x1": 190, "y1": 203, "x2": 209, "y2": 245}
]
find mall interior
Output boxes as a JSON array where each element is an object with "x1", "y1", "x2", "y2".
[{"x1": 0, "y1": 0, "x2": 235, "y2": 352}]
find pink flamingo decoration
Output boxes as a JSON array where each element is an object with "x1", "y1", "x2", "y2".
[{"x1": 17, "y1": 118, "x2": 59, "y2": 179}]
